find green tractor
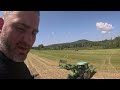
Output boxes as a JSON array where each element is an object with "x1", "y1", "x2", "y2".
[{"x1": 59, "y1": 60, "x2": 96, "y2": 79}]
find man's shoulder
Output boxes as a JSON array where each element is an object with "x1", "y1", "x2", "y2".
[
  {"x1": 0, "y1": 52, "x2": 7, "y2": 70},
  {"x1": 0, "y1": 51, "x2": 9, "y2": 78},
  {"x1": 0, "y1": 60, "x2": 8, "y2": 73},
  {"x1": 0, "y1": 51, "x2": 34, "y2": 79},
  {"x1": 0, "y1": 57, "x2": 8, "y2": 79}
]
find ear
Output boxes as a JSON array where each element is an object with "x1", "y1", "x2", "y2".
[{"x1": 0, "y1": 17, "x2": 4, "y2": 33}]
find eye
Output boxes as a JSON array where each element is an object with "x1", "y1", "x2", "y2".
[
  {"x1": 15, "y1": 24, "x2": 25, "y2": 32},
  {"x1": 16, "y1": 27, "x2": 25, "y2": 32},
  {"x1": 32, "y1": 31, "x2": 38, "y2": 36}
]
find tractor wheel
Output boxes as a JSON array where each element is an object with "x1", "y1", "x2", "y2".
[{"x1": 83, "y1": 70, "x2": 91, "y2": 79}]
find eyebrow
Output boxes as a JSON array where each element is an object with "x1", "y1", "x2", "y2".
[{"x1": 18, "y1": 22, "x2": 39, "y2": 33}]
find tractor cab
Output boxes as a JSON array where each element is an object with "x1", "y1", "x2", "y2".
[{"x1": 76, "y1": 62, "x2": 89, "y2": 70}]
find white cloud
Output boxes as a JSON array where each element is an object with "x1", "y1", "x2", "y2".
[
  {"x1": 96, "y1": 22, "x2": 113, "y2": 34},
  {"x1": 101, "y1": 31, "x2": 107, "y2": 34},
  {"x1": 51, "y1": 32, "x2": 55, "y2": 35}
]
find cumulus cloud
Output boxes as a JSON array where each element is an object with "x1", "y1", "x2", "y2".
[{"x1": 96, "y1": 22, "x2": 113, "y2": 34}]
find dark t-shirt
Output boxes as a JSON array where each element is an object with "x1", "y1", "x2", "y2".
[{"x1": 0, "y1": 51, "x2": 34, "y2": 79}]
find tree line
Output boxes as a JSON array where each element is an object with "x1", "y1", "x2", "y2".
[{"x1": 32, "y1": 36, "x2": 120, "y2": 50}]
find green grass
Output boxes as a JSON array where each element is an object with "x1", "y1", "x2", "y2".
[{"x1": 30, "y1": 49, "x2": 120, "y2": 71}]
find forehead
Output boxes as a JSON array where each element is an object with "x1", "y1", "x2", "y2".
[
  {"x1": 8, "y1": 11, "x2": 39, "y2": 29},
  {"x1": 4, "y1": 11, "x2": 39, "y2": 16},
  {"x1": 12, "y1": 11, "x2": 39, "y2": 21}
]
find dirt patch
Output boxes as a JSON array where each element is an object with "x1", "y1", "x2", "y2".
[{"x1": 25, "y1": 53, "x2": 72, "y2": 79}]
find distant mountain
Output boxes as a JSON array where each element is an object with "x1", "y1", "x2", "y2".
[
  {"x1": 46, "y1": 39, "x2": 93, "y2": 47},
  {"x1": 47, "y1": 39, "x2": 93, "y2": 47},
  {"x1": 71, "y1": 39, "x2": 93, "y2": 44}
]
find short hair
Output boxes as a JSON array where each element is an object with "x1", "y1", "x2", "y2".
[{"x1": 3, "y1": 11, "x2": 40, "y2": 20}]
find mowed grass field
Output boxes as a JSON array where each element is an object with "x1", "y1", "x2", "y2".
[{"x1": 30, "y1": 49, "x2": 120, "y2": 72}]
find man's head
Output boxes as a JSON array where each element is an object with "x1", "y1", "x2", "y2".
[{"x1": 0, "y1": 11, "x2": 40, "y2": 62}]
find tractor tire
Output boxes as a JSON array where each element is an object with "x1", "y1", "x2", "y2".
[{"x1": 83, "y1": 70, "x2": 91, "y2": 79}]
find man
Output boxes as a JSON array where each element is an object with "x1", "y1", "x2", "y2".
[{"x1": 0, "y1": 11, "x2": 40, "y2": 79}]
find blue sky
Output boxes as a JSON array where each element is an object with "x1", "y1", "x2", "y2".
[{"x1": 1, "y1": 11, "x2": 120, "y2": 46}]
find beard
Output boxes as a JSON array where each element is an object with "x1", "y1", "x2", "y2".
[{"x1": 0, "y1": 34, "x2": 31, "y2": 62}]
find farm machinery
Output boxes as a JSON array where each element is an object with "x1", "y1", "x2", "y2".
[{"x1": 59, "y1": 60, "x2": 96, "y2": 79}]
